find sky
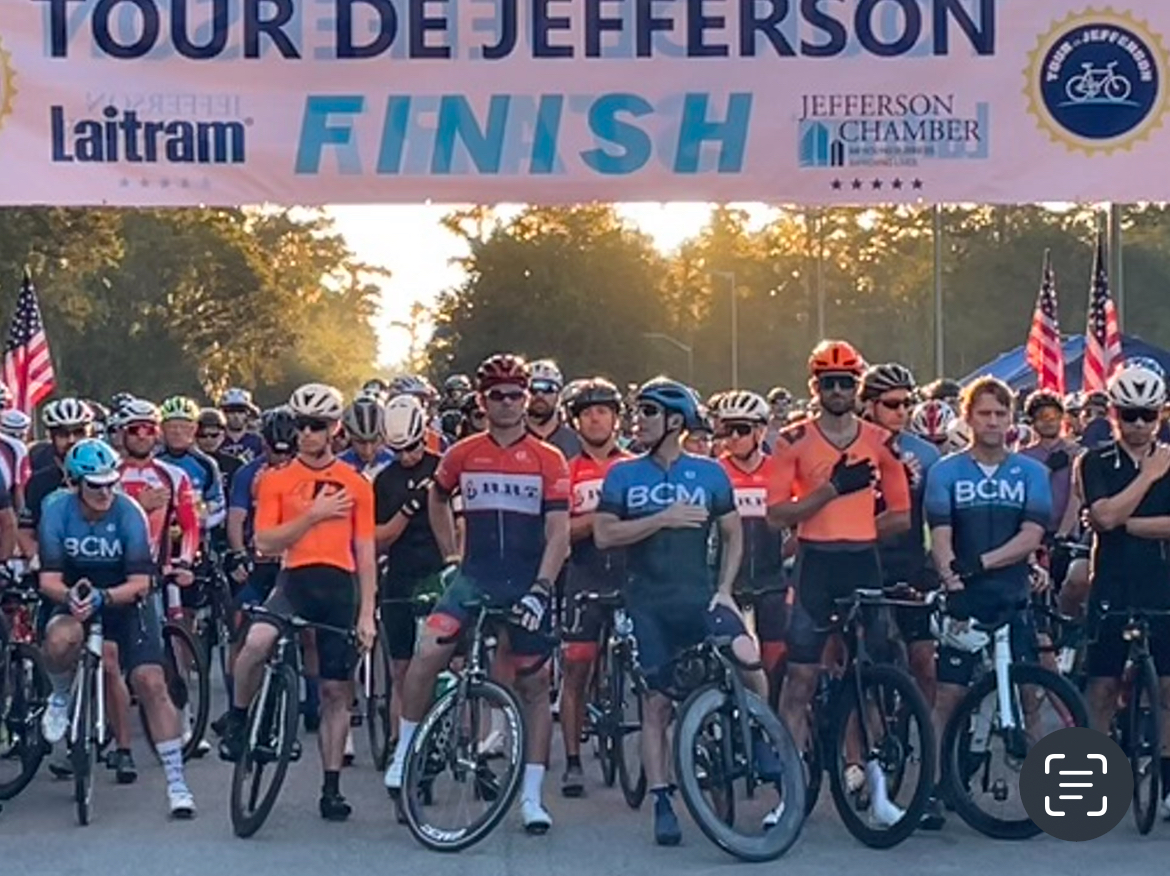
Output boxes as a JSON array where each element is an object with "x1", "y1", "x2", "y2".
[{"x1": 327, "y1": 203, "x2": 773, "y2": 367}]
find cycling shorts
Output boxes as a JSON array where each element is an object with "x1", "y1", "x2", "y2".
[
  {"x1": 237, "y1": 562, "x2": 280, "y2": 609},
  {"x1": 428, "y1": 570, "x2": 552, "y2": 659},
  {"x1": 51, "y1": 600, "x2": 164, "y2": 674},
  {"x1": 1086, "y1": 614, "x2": 1170, "y2": 678},
  {"x1": 379, "y1": 572, "x2": 442, "y2": 662},
  {"x1": 263, "y1": 565, "x2": 357, "y2": 681},
  {"x1": 748, "y1": 590, "x2": 789, "y2": 645},
  {"x1": 787, "y1": 544, "x2": 882, "y2": 665},
  {"x1": 628, "y1": 601, "x2": 747, "y2": 693}
]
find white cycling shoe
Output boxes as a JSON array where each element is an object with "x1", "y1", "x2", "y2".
[
  {"x1": 384, "y1": 756, "x2": 404, "y2": 792},
  {"x1": 866, "y1": 760, "x2": 905, "y2": 827},
  {"x1": 41, "y1": 693, "x2": 70, "y2": 745},
  {"x1": 168, "y1": 784, "x2": 196, "y2": 819},
  {"x1": 521, "y1": 798, "x2": 552, "y2": 834},
  {"x1": 762, "y1": 800, "x2": 786, "y2": 829}
]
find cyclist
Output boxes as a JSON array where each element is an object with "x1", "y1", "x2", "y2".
[
  {"x1": 526, "y1": 359, "x2": 582, "y2": 460},
  {"x1": 219, "y1": 387, "x2": 265, "y2": 464},
  {"x1": 681, "y1": 408, "x2": 717, "y2": 457},
  {"x1": 0, "y1": 409, "x2": 30, "y2": 442},
  {"x1": 924, "y1": 376, "x2": 1051, "y2": 759},
  {"x1": 372, "y1": 394, "x2": 444, "y2": 752},
  {"x1": 767, "y1": 341, "x2": 912, "y2": 827},
  {"x1": 38, "y1": 439, "x2": 196, "y2": 818},
  {"x1": 909, "y1": 399, "x2": 958, "y2": 453},
  {"x1": 559, "y1": 378, "x2": 630, "y2": 798},
  {"x1": 389, "y1": 375, "x2": 446, "y2": 455},
  {"x1": 361, "y1": 378, "x2": 391, "y2": 404},
  {"x1": 1064, "y1": 392, "x2": 1084, "y2": 440},
  {"x1": 157, "y1": 396, "x2": 226, "y2": 533},
  {"x1": 339, "y1": 396, "x2": 394, "y2": 480},
  {"x1": 384, "y1": 353, "x2": 571, "y2": 836},
  {"x1": 1080, "y1": 390, "x2": 1113, "y2": 450},
  {"x1": 220, "y1": 383, "x2": 377, "y2": 822},
  {"x1": 594, "y1": 377, "x2": 775, "y2": 846},
  {"x1": 441, "y1": 373, "x2": 473, "y2": 410},
  {"x1": 924, "y1": 378, "x2": 963, "y2": 415},
  {"x1": 764, "y1": 386, "x2": 793, "y2": 452},
  {"x1": 197, "y1": 408, "x2": 243, "y2": 496},
  {"x1": 17, "y1": 399, "x2": 92, "y2": 560},
  {"x1": 457, "y1": 392, "x2": 487, "y2": 439},
  {"x1": 1074, "y1": 364, "x2": 1170, "y2": 810}
]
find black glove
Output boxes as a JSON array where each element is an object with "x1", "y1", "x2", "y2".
[
  {"x1": 1045, "y1": 449, "x2": 1070, "y2": 472},
  {"x1": 829, "y1": 454, "x2": 876, "y2": 496},
  {"x1": 512, "y1": 585, "x2": 550, "y2": 632},
  {"x1": 950, "y1": 556, "x2": 985, "y2": 583},
  {"x1": 401, "y1": 495, "x2": 424, "y2": 518}
]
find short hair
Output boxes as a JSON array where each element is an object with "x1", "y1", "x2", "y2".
[{"x1": 962, "y1": 376, "x2": 1013, "y2": 420}]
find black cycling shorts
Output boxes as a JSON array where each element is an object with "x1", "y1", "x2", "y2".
[
  {"x1": 788, "y1": 544, "x2": 882, "y2": 665},
  {"x1": 628, "y1": 601, "x2": 747, "y2": 693},
  {"x1": 237, "y1": 562, "x2": 280, "y2": 609},
  {"x1": 51, "y1": 600, "x2": 164, "y2": 674},
  {"x1": 379, "y1": 572, "x2": 442, "y2": 662},
  {"x1": 1086, "y1": 614, "x2": 1170, "y2": 678},
  {"x1": 263, "y1": 565, "x2": 357, "y2": 681}
]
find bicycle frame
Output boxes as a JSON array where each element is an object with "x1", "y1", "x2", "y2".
[{"x1": 70, "y1": 617, "x2": 106, "y2": 751}]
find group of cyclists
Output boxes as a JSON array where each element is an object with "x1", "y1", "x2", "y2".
[{"x1": 2, "y1": 337, "x2": 1169, "y2": 855}]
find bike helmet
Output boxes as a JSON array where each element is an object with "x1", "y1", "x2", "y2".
[
  {"x1": 288, "y1": 383, "x2": 344, "y2": 420},
  {"x1": 84, "y1": 400, "x2": 109, "y2": 424},
  {"x1": 476, "y1": 354, "x2": 530, "y2": 391},
  {"x1": 0, "y1": 409, "x2": 30, "y2": 439},
  {"x1": 1124, "y1": 356, "x2": 1166, "y2": 378},
  {"x1": 198, "y1": 407, "x2": 227, "y2": 430},
  {"x1": 924, "y1": 378, "x2": 962, "y2": 402},
  {"x1": 109, "y1": 391, "x2": 136, "y2": 411},
  {"x1": 219, "y1": 387, "x2": 257, "y2": 412},
  {"x1": 343, "y1": 396, "x2": 384, "y2": 441},
  {"x1": 121, "y1": 398, "x2": 161, "y2": 426},
  {"x1": 948, "y1": 416, "x2": 973, "y2": 449},
  {"x1": 1109, "y1": 364, "x2": 1166, "y2": 410},
  {"x1": 383, "y1": 394, "x2": 426, "y2": 450},
  {"x1": 1083, "y1": 389, "x2": 1111, "y2": 410},
  {"x1": 714, "y1": 390, "x2": 769, "y2": 424},
  {"x1": 1064, "y1": 391, "x2": 1083, "y2": 414},
  {"x1": 42, "y1": 398, "x2": 94, "y2": 430},
  {"x1": 1023, "y1": 389, "x2": 1064, "y2": 421},
  {"x1": 860, "y1": 363, "x2": 916, "y2": 401},
  {"x1": 766, "y1": 386, "x2": 792, "y2": 406},
  {"x1": 261, "y1": 407, "x2": 298, "y2": 454},
  {"x1": 529, "y1": 359, "x2": 564, "y2": 389},
  {"x1": 808, "y1": 340, "x2": 866, "y2": 377},
  {"x1": 389, "y1": 374, "x2": 437, "y2": 402},
  {"x1": 444, "y1": 373, "x2": 473, "y2": 395},
  {"x1": 909, "y1": 399, "x2": 956, "y2": 443},
  {"x1": 65, "y1": 438, "x2": 121, "y2": 486},
  {"x1": 159, "y1": 396, "x2": 201, "y2": 423},
  {"x1": 635, "y1": 377, "x2": 703, "y2": 430},
  {"x1": 567, "y1": 378, "x2": 623, "y2": 420}
]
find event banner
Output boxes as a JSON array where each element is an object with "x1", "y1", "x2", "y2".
[{"x1": 2, "y1": 1, "x2": 1170, "y2": 206}]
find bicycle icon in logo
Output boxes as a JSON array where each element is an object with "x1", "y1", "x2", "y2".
[{"x1": 1065, "y1": 62, "x2": 1133, "y2": 105}]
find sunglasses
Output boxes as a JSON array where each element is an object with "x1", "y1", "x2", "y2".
[
  {"x1": 636, "y1": 403, "x2": 664, "y2": 418},
  {"x1": 81, "y1": 479, "x2": 115, "y2": 493},
  {"x1": 1117, "y1": 407, "x2": 1159, "y2": 424},
  {"x1": 294, "y1": 416, "x2": 331, "y2": 432},
  {"x1": 486, "y1": 389, "x2": 525, "y2": 403},
  {"x1": 197, "y1": 429, "x2": 223, "y2": 439},
  {"x1": 722, "y1": 422, "x2": 756, "y2": 437},
  {"x1": 469, "y1": 410, "x2": 486, "y2": 421},
  {"x1": 396, "y1": 440, "x2": 423, "y2": 454},
  {"x1": 877, "y1": 398, "x2": 914, "y2": 411},
  {"x1": 51, "y1": 427, "x2": 89, "y2": 440},
  {"x1": 530, "y1": 381, "x2": 559, "y2": 395},
  {"x1": 127, "y1": 423, "x2": 159, "y2": 438},
  {"x1": 819, "y1": 374, "x2": 857, "y2": 392}
]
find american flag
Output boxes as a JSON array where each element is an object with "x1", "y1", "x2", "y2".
[
  {"x1": 1082, "y1": 230, "x2": 1123, "y2": 393},
  {"x1": 1025, "y1": 249, "x2": 1065, "y2": 395},
  {"x1": 3, "y1": 268, "x2": 56, "y2": 414}
]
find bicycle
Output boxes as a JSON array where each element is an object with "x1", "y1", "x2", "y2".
[
  {"x1": 1066, "y1": 61, "x2": 1132, "y2": 103},
  {"x1": 670, "y1": 630, "x2": 806, "y2": 862},
  {"x1": 803, "y1": 587, "x2": 936, "y2": 849},
  {"x1": 66, "y1": 583, "x2": 108, "y2": 826},
  {"x1": 0, "y1": 580, "x2": 49, "y2": 801},
  {"x1": 937, "y1": 593, "x2": 1088, "y2": 839},
  {"x1": 399, "y1": 598, "x2": 540, "y2": 853},
  {"x1": 229, "y1": 604, "x2": 354, "y2": 838},
  {"x1": 572, "y1": 589, "x2": 646, "y2": 808}
]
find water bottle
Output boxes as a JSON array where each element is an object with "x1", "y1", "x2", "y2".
[
  {"x1": 166, "y1": 579, "x2": 184, "y2": 621},
  {"x1": 433, "y1": 670, "x2": 458, "y2": 701}
]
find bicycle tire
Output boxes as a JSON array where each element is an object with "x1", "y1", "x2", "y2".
[
  {"x1": 365, "y1": 642, "x2": 392, "y2": 772},
  {"x1": 1131, "y1": 656, "x2": 1161, "y2": 835},
  {"x1": 73, "y1": 661, "x2": 95, "y2": 826},
  {"x1": 612, "y1": 658, "x2": 646, "y2": 808},
  {"x1": 674, "y1": 685, "x2": 805, "y2": 862},
  {"x1": 0, "y1": 642, "x2": 50, "y2": 800},
  {"x1": 402, "y1": 680, "x2": 526, "y2": 853},
  {"x1": 827, "y1": 664, "x2": 935, "y2": 849},
  {"x1": 230, "y1": 663, "x2": 299, "y2": 838},
  {"x1": 142, "y1": 623, "x2": 210, "y2": 761},
  {"x1": 804, "y1": 733, "x2": 824, "y2": 816},
  {"x1": 941, "y1": 662, "x2": 1088, "y2": 840},
  {"x1": 591, "y1": 643, "x2": 617, "y2": 787}
]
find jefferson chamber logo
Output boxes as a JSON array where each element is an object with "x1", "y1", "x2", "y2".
[{"x1": 1026, "y1": 9, "x2": 1169, "y2": 154}]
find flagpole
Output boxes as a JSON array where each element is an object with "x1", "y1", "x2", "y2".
[{"x1": 1109, "y1": 203, "x2": 1125, "y2": 329}]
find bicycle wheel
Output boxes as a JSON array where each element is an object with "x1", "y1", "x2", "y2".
[
  {"x1": 1130, "y1": 656, "x2": 1161, "y2": 835},
  {"x1": 827, "y1": 664, "x2": 934, "y2": 849},
  {"x1": 230, "y1": 663, "x2": 299, "y2": 838},
  {"x1": 365, "y1": 642, "x2": 392, "y2": 771},
  {"x1": 72, "y1": 663, "x2": 96, "y2": 826},
  {"x1": 588, "y1": 643, "x2": 616, "y2": 787},
  {"x1": 674, "y1": 685, "x2": 805, "y2": 862},
  {"x1": 0, "y1": 643, "x2": 50, "y2": 800},
  {"x1": 143, "y1": 623, "x2": 210, "y2": 761},
  {"x1": 942, "y1": 663, "x2": 1088, "y2": 840},
  {"x1": 612, "y1": 658, "x2": 646, "y2": 809},
  {"x1": 401, "y1": 680, "x2": 525, "y2": 853}
]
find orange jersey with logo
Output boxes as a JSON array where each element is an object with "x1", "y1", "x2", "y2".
[
  {"x1": 767, "y1": 419, "x2": 910, "y2": 544},
  {"x1": 254, "y1": 457, "x2": 375, "y2": 572}
]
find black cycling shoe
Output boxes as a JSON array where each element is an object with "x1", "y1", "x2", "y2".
[
  {"x1": 561, "y1": 763, "x2": 585, "y2": 798},
  {"x1": 218, "y1": 714, "x2": 245, "y2": 763},
  {"x1": 108, "y1": 750, "x2": 138, "y2": 785},
  {"x1": 653, "y1": 791, "x2": 682, "y2": 846},
  {"x1": 319, "y1": 792, "x2": 353, "y2": 822},
  {"x1": 920, "y1": 796, "x2": 947, "y2": 830},
  {"x1": 211, "y1": 711, "x2": 230, "y2": 738}
]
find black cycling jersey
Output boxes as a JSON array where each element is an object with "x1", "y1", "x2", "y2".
[
  {"x1": 373, "y1": 452, "x2": 443, "y2": 583},
  {"x1": 19, "y1": 463, "x2": 65, "y2": 531},
  {"x1": 27, "y1": 440, "x2": 55, "y2": 474},
  {"x1": 212, "y1": 449, "x2": 243, "y2": 495}
]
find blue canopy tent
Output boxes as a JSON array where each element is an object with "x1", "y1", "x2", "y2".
[{"x1": 961, "y1": 335, "x2": 1170, "y2": 392}]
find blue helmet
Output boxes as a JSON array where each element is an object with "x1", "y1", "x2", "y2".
[
  {"x1": 65, "y1": 438, "x2": 121, "y2": 486},
  {"x1": 636, "y1": 377, "x2": 704, "y2": 431}
]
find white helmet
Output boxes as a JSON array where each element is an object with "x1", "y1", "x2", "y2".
[
  {"x1": 120, "y1": 398, "x2": 161, "y2": 425},
  {"x1": 947, "y1": 416, "x2": 972, "y2": 450},
  {"x1": 288, "y1": 383, "x2": 344, "y2": 420},
  {"x1": 42, "y1": 397, "x2": 94, "y2": 430},
  {"x1": 927, "y1": 592, "x2": 990, "y2": 653},
  {"x1": 0, "y1": 409, "x2": 30, "y2": 439},
  {"x1": 389, "y1": 374, "x2": 436, "y2": 402},
  {"x1": 714, "y1": 390, "x2": 769, "y2": 424},
  {"x1": 1109, "y1": 365, "x2": 1166, "y2": 410},
  {"x1": 529, "y1": 359, "x2": 564, "y2": 388},
  {"x1": 909, "y1": 399, "x2": 956, "y2": 442},
  {"x1": 219, "y1": 386, "x2": 257, "y2": 412},
  {"x1": 383, "y1": 394, "x2": 426, "y2": 450}
]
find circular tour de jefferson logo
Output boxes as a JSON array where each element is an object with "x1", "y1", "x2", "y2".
[{"x1": 1026, "y1": 9, "x2": 1169, "y2": 154}]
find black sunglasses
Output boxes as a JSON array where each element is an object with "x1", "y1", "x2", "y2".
[
  {"x1": 486, "y1": 389, "x2": 525, "y2": 403},
  {"x1": 819, "y1": 375, "x2": 857, "y2": 392},
  {"x1": 396, "y1": 439, "x2": 423, "y2": 454},
  {"x1": 197, "y1": 429, "x2": 223, "y2": 439},
  {"x1": 294, "y1": 416, "x2": 331, "y2": 432},
  {"x1": 722, "y1": 422, "x2": 755, "y2": 437},
  {"x1": 51, "y1": 427, "x2": 89, "y2": 440},
  {"x1": 636, "y1": 403, "x2": 664, "y2": 418},
  {"x1": 1117, "y1": 407, "x2": 1159, "y2": 424},
  {"x1": 878, "y1": 398, "x2": 914, "y2": 411}
]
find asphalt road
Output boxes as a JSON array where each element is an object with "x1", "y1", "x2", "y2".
[{"x1": 4, "y1": 710, "x2": 1165, "y2": 876}]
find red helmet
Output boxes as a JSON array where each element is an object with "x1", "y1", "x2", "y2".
[
  {"x1": 809, "y1": 340, "x2": 866, "y2": 377},
  {"x1": 476, "y1": 354, "x2": 530, "y2": 391}
]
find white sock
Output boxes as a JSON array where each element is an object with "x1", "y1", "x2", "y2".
[
  {"x1": 392, "y1": 719, "x2": 418, "y2": 764},
  {"x1": 49, "y1": 671, "x2": 71, "y2": 699},
  {"x1": 156, "y1": 738, "x2": 186, "y2": 789},
  {"x1": 522, "y1": 763, "x2": 545, "y2": 805}
]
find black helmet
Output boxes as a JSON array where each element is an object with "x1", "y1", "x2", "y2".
[
  {"x1": 925, "y1": 378, "x2": 962, "y2": 401},
  {"x1": 568, "y1": 378, "x2": 623, "y2": 420},
  {"x1": 1024, "y1": 389, "x2": 1064, "y2": 421},
  {"x1": 861, "y1": 363, "x2": 916, "y2": 401},
  {"x1": 261, "y1": 407, "x2": 298, "y2": 454},
  {"x1": 198, "y1": 407, "x2": 228, "y2": 430}
]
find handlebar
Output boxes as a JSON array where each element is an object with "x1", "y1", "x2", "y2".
[{"x1": 241, "y1": 604, "x2": 357, "y2": 643}]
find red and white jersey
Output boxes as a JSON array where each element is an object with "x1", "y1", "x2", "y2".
[
  {"x1": 0, "y1": 434, "x2": 30, "y2": 492},
  {"x1": 119, "y1": 457, "x2": 199, "y2": 565}
]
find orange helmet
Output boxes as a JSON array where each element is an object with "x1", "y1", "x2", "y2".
[{"x1": 808, "y1": 340, "x2": 866, "y2": 377}]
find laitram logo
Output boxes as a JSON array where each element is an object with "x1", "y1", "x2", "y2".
[{"x1": 50, "y1": 105, "x2": 247, "y2": 165}]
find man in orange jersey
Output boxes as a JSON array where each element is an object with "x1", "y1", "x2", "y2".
[
  {"x1": 767, "y1": 341, "x2": 911, "y2": 826},
  {"x1": 219, "y1": 383, "x2": 376, "y2": 824},
  {"x1": 558, "y1": 378, "x2": 630, "y2": 798}
]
